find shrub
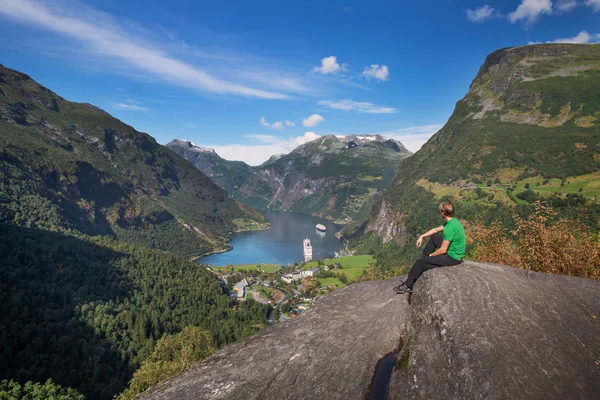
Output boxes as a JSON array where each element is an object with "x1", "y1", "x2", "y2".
[
  {"x1": 470, "y1": 201, "x2": 600, "y2": 280},
  {"x1": 118, "y1": 327, "x2": 216, "y2": 399}
]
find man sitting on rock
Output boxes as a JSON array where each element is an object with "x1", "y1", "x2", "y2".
[{"x1": 394, "y1": 201, "x2": 466, "y2": 294}]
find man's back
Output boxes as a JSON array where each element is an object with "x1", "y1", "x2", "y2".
[{"x1": 443, "y1": 218, "x2": 466, "y2": 260}]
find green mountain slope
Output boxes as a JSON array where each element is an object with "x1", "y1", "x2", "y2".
[
  {"x1": 171, "y1": 135, "x2": 412, "y2": 223},
  {"x1": 351, "y1": 44, "x2": 600, "y2": 249},
  {"x1": 0, "y1": 65, "x2": 268, "y2": 258}
]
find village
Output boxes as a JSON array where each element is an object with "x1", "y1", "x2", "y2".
[{"x1": 208, "y1": 253, "x2": 373, "y2": 322}]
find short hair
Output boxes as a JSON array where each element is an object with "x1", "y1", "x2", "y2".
[{"x1": 439, "y1": 201, "x2": 455, "y2": 217}]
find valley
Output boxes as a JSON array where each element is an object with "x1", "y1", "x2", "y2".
[{"x1": 1, "y1": 30, "x2": 600, "y2": 400}]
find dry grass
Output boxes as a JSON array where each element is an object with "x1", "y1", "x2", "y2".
[{"x1": 471, "y1": 201, "x2": 600, "y2": 280}]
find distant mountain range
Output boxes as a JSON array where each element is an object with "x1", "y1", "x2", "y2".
[
  {"x1": 0, "y1": 64, "x2": 269, "y2": 258},
  {"x1": 350, "y1": 43, "x2": 600, "y2": 246},
  {"x1": 168, "y1": 134, "x2": 412, "y2": 222}
]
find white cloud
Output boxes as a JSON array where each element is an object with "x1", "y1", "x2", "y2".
[
  {"x1": 114, "y1": 103, "x2": 149, "y2": 112},
  {"x1": 546, "y1": 30, "x2": 600, "y2": 43},
  {"x1": 260, "y1": 117, "x2": 286, "y2": 130},
  {"x1": 313, "y1": 56, "x2": 344, "y2": 74},
  {"x1": 466, "y1": 5, "x2": 497, "y2": 22},
  {"x1": 556, "y1": 0, "x2": 578, "y2": 12},
  {"x1": 201, "y1": 132, "x2": 321, "y2": 165},
  {"x1": 285, "y1": 120, "x2": 295, "y2": 127},
  {"x1": 0, "y1": 0, "x2": 287, "y2": 99},
  {"x1": 362, "y1": 64, "x2": 389, "y2": 81},
  {"x1": 586, "y1": 0, "x2": 600, "y2": 12},
  {"x1": 302, "y1": 114, "x2": 325, "y2": 127},
  {"x1": 318, "y1": 99, "x2": 397, "y2": 114},
  {"x1": 508, "y1": 0, "x2": 553, "y2": 25},
  {"x1": 353, "y1": 124, "x2": 444, "y2": 153}
]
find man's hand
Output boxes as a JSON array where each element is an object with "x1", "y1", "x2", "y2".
[{"x1": 416, "y1": 236, "x2": 423, "y2": 247}]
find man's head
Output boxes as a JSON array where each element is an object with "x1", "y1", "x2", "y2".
[{"x1": 439, "y1": 201, "x2": 455, "y2": 218}]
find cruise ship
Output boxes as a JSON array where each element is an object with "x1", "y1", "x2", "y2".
[
  {"x1": 303, "y1": 238, "x2": 313, "y2": 262},
  {"x1": 315, "y1": 224, "x2": 327, "y2": 232}
]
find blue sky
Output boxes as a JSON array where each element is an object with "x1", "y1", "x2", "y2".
[{"x1": 1, "y1": 0, "x2": 599, "y2": 164}]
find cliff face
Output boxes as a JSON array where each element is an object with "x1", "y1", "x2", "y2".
[
  {"x1": 140, "y1": 262, "x2": 600, "y2": 399},
  {"x1": 354, "y1": 43, "x2": 600, "y2": 244}
]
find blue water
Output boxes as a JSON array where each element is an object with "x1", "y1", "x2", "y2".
[{"x1": 199, "y1": 210, "x2": 344, "y2": 266}]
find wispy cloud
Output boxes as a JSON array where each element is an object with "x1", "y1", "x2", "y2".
[
  {"x1": 318, "y1": 99, "x2": 397, "y2": 114},
  {"x1": 302, "y1": 114, "x2": 325, "y2": 127},
  {"x1": 260, "y1": 117, "x2": 285, "y2": 130},
  {"x1": 556, "y1": 0, "x2": 578, "y2": 12},
  {"x1": 0, "y1": 0, "x2": 288, "y2": 99},
  {"x1": 285, "y1": 120, "x2": 295, "y2": 127},
  {"x1": 362, "y1": 64, "x2": 389, "y2": 81},
  {"x1": 466, "y1": 5, "x2": 498, "y2": 22},
  {"x1": 586, "y1": 0, "x2": 600, "y2": 12},
  {"x1": 200, "y1": 132, "x2": 321, "y2": 165},
  {"x1": 114, "y1": 103, "x2": 149, "y2": 112}
]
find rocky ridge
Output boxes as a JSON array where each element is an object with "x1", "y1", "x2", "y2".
[{"x1": 140, "y1": 261, "x2": 600, "y2": 399}]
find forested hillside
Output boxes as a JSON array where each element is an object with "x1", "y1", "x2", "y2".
[
  {"x1": 348, "y1": 44, "x2": 600, "y2": 272},
  {"x1": 0, "y1": 65, "x2": 271, "y2": 399}
]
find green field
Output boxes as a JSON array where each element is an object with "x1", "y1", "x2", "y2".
[
  {"x1": 303, "y1": 255, "x2": 374, "y2": 283},
  {"x1": 210, "y1": 264, "x2": 282, "y2": 273},
  {"x1": 318, "y1": 277, "x2": 346, "y2": 288}
]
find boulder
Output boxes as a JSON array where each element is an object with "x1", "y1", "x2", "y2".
[{"x1": 390, "y1": 261, "x2": 600, "y2": 399}]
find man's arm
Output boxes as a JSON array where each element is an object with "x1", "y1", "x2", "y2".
[
  {"x1": 416, "y1": 226, "x2": 444, "y2": 247},
  {"x1": 429, "y1": 240, "x2": 450, "y2": 257}
]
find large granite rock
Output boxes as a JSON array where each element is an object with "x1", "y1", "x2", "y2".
[
  {"x1": 141, "y1": 278, "x2": 409, "y2": 400},
  {"x1": 141, "y1": 261, "x2": 600, "y2": 400},
  {"x1": 390, "y1": 261, "x2": 600, "y2": 400}
]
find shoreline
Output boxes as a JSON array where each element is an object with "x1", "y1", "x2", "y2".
[
  {"x1": 191, "y1": 222, "x2": 272, "y2": 262},
  {"x1": 191, "y1": 245, "x2": 232, "y2": 262},
  {"x1": 233, "y1": 222, "x2": 272, "y2": 234}
]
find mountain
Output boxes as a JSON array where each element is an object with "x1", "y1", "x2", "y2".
[
  {"x1": 169, "y1": 134, "x2": 412, "y2": 223},
  {"x1": 0, "y1": 64, "x2": 268, "y2": 258},
  {"x1": 167, "y1": 139, "x2": 254, "y2": 194},
  {"x1": 351, "y1": 44, "x2": 600, "y2": 247}
]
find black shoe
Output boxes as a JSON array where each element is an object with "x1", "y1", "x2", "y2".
[{"x1": 394, "y1": 284, "x2": 412, "y2": 294}]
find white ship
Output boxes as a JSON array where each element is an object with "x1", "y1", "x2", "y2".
[
  {"x1": 303, "y1": 238, "x2": 313, "y2": 262},
  {"x1": 316, "y1": 224, "x2": 327, "y2": 232}
]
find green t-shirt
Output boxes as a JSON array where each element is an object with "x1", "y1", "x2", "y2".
[{"x1": 443, "y1": 218, "x2": 466, "y2": 260}]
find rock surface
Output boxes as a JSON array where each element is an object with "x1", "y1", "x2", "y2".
[
  {"x1": 140, "y1": 278, "x2": 409, "y2": 400},
  {"x1": 140, "y1": 261, "x2": 600, "y2": 400},
  {"x1": 390, "y1": 261, "x2": 600, "y2": 400}
]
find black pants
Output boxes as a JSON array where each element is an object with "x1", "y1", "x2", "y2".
[{"x1": 404, "y1": 233, "x2": 462, "y2": 288}]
